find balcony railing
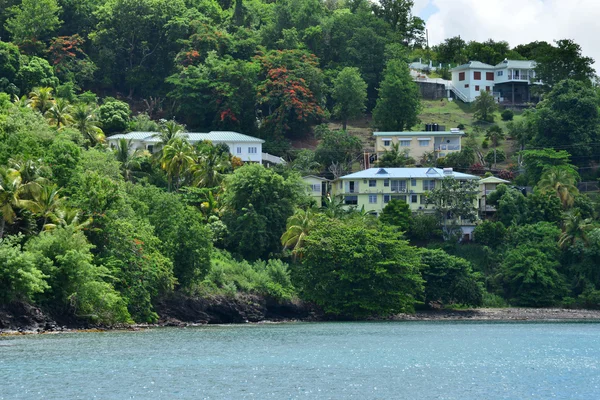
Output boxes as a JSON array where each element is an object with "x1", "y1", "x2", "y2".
[{"x1": 436, "y1": 145, "x2": 460, "y2": 151}]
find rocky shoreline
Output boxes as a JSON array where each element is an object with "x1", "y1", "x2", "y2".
[
  {"x1": 392, "y1": 307, "x2": 600, "y2": 321},
  {"x1": 3, "y1": 299, "x2": 600, "y2": 336}
]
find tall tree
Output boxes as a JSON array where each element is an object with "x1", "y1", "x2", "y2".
[
  {"x1": 160, "y1": 138, "x2": 195, "y2": 191},
  {"x1": 537, "y1": 166, "x2": 579, "y2": 209},
  {"x1": 531, "y1": 79, "x2": 600, "y2": 163},
  {"x1": 298, "y1": 219, "x2": 424, "y2": 317},
  {"x1": 222, "y1": 164, "x2": 304, "y2": 260},
  {"x1": 280, "y1": 207, "x2": 318, "y2": 260},
  {"x1": 332, "y1": 67, "x2": 367, "y2": 130},
  {"x1": 473, "y1": 90, "x2": 497, "y2": 122},
  {"x1": 485, "y1": 125, "x2": 505, "y2": 168},
  {"x1": 71, "y1": 103, "x2": 105, "y2": 146},
  {"x1": 533, "y1": 39, "x2": 595, "y2": 89},
  {"x1": 372, "y1": 59, "x2": 421, "y2": 131},
  {"x1": 425, "y1": 176, "x2": 479, "y2": 236},
  {"x1": 4, "y1": 0, "x2": 62, "y2": 48},
  {"x1": 90, "y1": 0, "x2": 188, "y2": 96}
]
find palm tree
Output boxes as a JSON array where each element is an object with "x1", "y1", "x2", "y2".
[
  {"x1": 537, "y1": 167, "x2": 579, "y2": 209},
  {"x1": 321, "y1": 195, "x2": 346, "y2": 219},
  {"x1": 153, "y1": 119, "x2": 186, "y2": 156},
  {"x1": 8, "y1": 158, "x2": 47, "y2": 184},
  {"x1": 559, "y1": 212, "x2": 593, "y2": 249},
  {"x1": 45, "y1": 208, "x2": 92, "y2": 232},
  {"x1": 46, "y1": 98, "x2": 74, "y2": 128},
  {"x1": 485, "y1": 125, "x2": 506, "y2": 168},
  {"x1": 24, "y1": 184, "x2": 65, "y2": 232},
  {"x1": 0, "y1": 168, "x2": 40, "y2": 238},
  {"x1": 114, "y1": 138, "x2": 146, "y2": 182},
  {"x1": 160, "y1": 138, "x2": 195, "y2": 191},
  {"x1": 29, "y1": 87, "x2": 55, "y2": 114},
  {"x1": 71, "y1": 103, "x2": 105, "y2": 146},
  {"x1": 281, "y1": 208, "x2": 317, "y2": 260},
  {"x1": 191, "y1": 144, "x2": 232, "y2": 188},
  {"x1": 13, "y1": 95, "x2": 31, "y2": 108}
]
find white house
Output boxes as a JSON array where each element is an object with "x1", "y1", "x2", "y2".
[
  {"x1": 107, "y1": 131, "x2": 285, "y2": 165},
  {"x1": 449, "y1": 59, "x2": 539, "y2": 104},
  {"x1": 450, "y1": 61, "x2": 496, "y2": 103}
]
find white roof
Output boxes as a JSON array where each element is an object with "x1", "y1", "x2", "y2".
[
  {"x1": 107, "y1": 131, "x2": 264, "y2": 143},
  {"x1": 339, "y1": 168, "x2": 479, "y2": 180}
]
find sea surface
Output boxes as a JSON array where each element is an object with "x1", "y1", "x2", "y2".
[{"x1": 1, "y1": 321, "x2": 599, "y2": 399}]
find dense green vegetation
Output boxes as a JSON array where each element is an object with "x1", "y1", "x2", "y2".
[{"x1": 0, "y1": 0, "x2": 600, "y2": 323}]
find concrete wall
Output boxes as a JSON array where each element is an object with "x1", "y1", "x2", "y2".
[{"x1": 416, "y1": 82, "x2": 447, "y2": 100}]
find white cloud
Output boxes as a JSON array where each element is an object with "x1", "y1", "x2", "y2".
[{"x1": 418, "y1": 0, "x2": 600, "y2": 70}]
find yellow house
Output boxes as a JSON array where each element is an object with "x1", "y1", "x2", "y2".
[
  {"x1": 332, "y1": 167, "x2": 480, "y2": 238},
  {"x1": 373, "y1": 129, "x2": 464, "y2": 161},
  {"x1": 302, "y1": 175, "x2": 330, "y2": 207}
]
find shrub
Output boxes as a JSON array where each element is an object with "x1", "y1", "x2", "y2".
[
  {"x1": 482, "y1": 139, "x2": 489, "y2": 149},
  {"x1": 501, "y1": 109, "x2": 514, "y2": 121},
  {"x1": 481, "y1": 292, "x2": 509, "y2": 308}
]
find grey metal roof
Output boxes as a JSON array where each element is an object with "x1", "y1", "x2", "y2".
[
  {"x1": 374, "y1": 131, "x2": 464, "y2": 137},
  {"x1": 339, "y1": 168, "x2": 479, "y2": 180},
  {"x1": 302, "y1": 175, "x2": 330, "y2": 181},
  {"x1": 451, "y1": 61, "x2": 495, "y2": 71},
  {"x1": 107, "y1": 131, "x2": 264, "y2": 143},
  {"x1": 262, "y1": 152, "x2": 286, "y2": 164},
  {"x1": 495, "y1": 59, "x2": 536, "y2": 69}
]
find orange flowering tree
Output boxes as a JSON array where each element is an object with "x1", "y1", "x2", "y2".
[{"x1": 256, "y1": 49, "x2": 326, "y2": 139}]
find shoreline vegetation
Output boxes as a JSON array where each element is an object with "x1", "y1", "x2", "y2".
[
  {"x1": 3, "y1": 306, "x2": 600, "y2": 336},
  {"x1": 1, "y1": 0, "x2": 599, "y2": 332}
]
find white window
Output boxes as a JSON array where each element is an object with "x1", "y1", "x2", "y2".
[
  {"x1": 248, "y1": 147, "x2": 257, "y2": 154},
  {"x1": 423, "y1": 180, "x2": 436, "y2": 191},
  {"x1": 369, "y1": 180, "x2": 377, "y2": 187},
  {"x1": 419, "y1": 140, "x2": 430, "y2": 147},
  {"x1": 497, "y1": 70, "x2": 503, "y2": 76},
  {"x1": 311, "y1": 184, "x2": 320, "y2": 192},
  {"x1": 384, "y1": 179, "x2": 390, "y2": 187},
  {"x1": 400, "y1": 140, "x2": 411, "y2": 147},
  {"x1": 368, "y1": 194, "x2": 377, "y2": 204},
  {"x1": 383, "y1": 139, "x2": 391, "y2": 147},
  {"x1": 236, "y1": 147, "x2": 242, "y2": 154},
  {"x1": 411, "y1": 179, "x2": 416, "y2": 187}
]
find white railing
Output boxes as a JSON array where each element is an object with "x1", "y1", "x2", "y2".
[{"x1": 447, "y1": 82, "x2": 469, "y2": 102}]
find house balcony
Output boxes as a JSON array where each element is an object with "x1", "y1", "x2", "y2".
[{"x1": 436, "y1": 145, "x2": 460, "y2": 151}]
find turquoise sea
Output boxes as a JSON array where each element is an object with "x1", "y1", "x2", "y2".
[{"x1": 1, "y1": 322, "x2": 599, "y2": 399}]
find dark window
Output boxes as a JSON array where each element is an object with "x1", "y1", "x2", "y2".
[
  {"x1": 459, "y1": 72, "x2": 465, "y2": 81},
  {"x1": 147, "y1": 145, "x2": 154, "y2": 154},
  {"x1": 486, "y1": 86, "x2": 491, "y2": 91},
  {"x1": 383, "y1": 194, "x2": 390, "y2": 203},
  {"x1": 344, "y1": 196, "x2": 358, "y2": 205},
  {"x1": 369, "y1": 180, "x2": 377, "y2": 187},
  {"x1": 464, "y1": 84, "x2": 469, "y2": 88},
  {"x1": 486, "y1": 72, "x2": 494, "y2": 80},
  {"x1": 411, "y1": 194, "x2": 418, "y2": 203},
  {"x1": 384, "y1": 179, "x2": 390, "y2": 187},
  {"x1": 474, "y1": 71, "x2": 481, "y2": 80},
  {"x1": 475, "y1": 85, "x2": 480, "y2": 91}
]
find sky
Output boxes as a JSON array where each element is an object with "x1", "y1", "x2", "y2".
[{"x1": 413, "y1": 0, "x2": 600, "y2": 70}]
